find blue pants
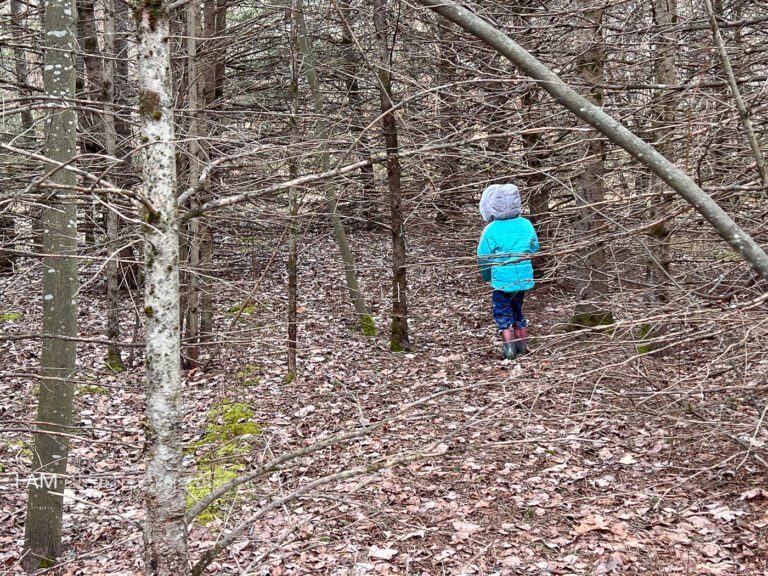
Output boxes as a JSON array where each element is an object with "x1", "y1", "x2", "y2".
[{"x1": 492, "y1": 290, "x2": 526, "y2": 331}]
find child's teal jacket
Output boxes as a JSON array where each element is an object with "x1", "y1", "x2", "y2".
[{"x1": 477, "y1": 217, "x2": 539, "y2": 292}]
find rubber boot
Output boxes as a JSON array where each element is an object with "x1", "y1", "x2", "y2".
[
  {"x1": 513, "y1": 326, "x2": 528, "y2": 355},
  {"x1": 501, "y1": 328, "x2": 517, "y2": 360}
]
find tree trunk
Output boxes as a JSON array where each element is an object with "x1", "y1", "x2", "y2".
[
  {"x1": 77, "y1": 0, "x2": 105, "y2": 245},
  {"x1": 337, "y1": 0, "x2": 378, "y2": 228},
  {"x1": 12, "y1": 0, "x2": 41, "y2": 250},
  {"x1": 114, "y1": 0, "x2": 143, "y2": 292},
  {"x1": 570, "y1": 1, "x2": 613, "y2": 327},
  {"x1": 287, "y1": 5, "x2": 300, "y2": 377},
  {"x1": 373, "y1": 0, "x2": 410, "y2": 352},
  {"x1": 23, "y1": 0, "x2": 78, "y2": 567},
  {"x1": 294, "y1": 0, "x2": 376, "y2": 336},
  {"x1": 415, "y1": 0, "x2": 768, "y2": 281},
  {"x1": 522, "y1": 86, "x2": 553, "y2": 278},
  {"x1": 433, "y1": 24, "x2": 463, "y2": 224},
  {"x1": 184, "y1": 0, "x2": 206, "y2": 367},
  {"x1": 0, "y1": 212, "x2": 13, "y2": 274},
  {"x1": 137, "y1": 0, "x2": 188, "y2": 571},
  {"x1": 641, "y1": 0, "x2": 679, "y2": 348},
  {"x1": 198, "y1": 0, "x2": 225, "y2": 344},
  {"x1": 104, "y1": 0, "x2": 124, "y2": 372},
  {"x1": 11, "y1": 0, "x2": 35, "y2": 143}
]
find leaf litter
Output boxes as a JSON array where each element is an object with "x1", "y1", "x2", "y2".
[{"x1": 1, "y1": 226, "x2": 768, "y2": 574}]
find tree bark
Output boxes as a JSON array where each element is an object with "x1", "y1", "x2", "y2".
[
  {"x1": 294, "y1": 0, "x2": 376, "y2": 335},
  {"x1": 415, "y1": 0, "x2": 768, "y2": 282},
  {"x1": 287, "y1": 3, "x2": 300, "y2": 377},
  {"x1": 12, "y1": 0, "x2": 42, "y2": 250},
  {"x1": 570, "y1": 1, "x2": 612, "y2": 326},
  {"x1": 137, "y1": 0, "x2": 188, "y2": 571},
  {"x1": 23, "y1": 0, "x2": 78, "y2": 567},
  {"x1": 644, "y1": 0, "x2": 678, "y2": 312},
  {"x1": 11, "y1": 0, "x2": 35, "y2": 143},
  {"x1": 373, "y1": 0, "x2": 410, "y2": 351},
  {"x1": 184, "y1": 0, "x2": 206, "y2": 367},
  {"x1": 104, "y1": 0, "x2": 124, "y2": 372},
  {"x1": 77, "y1": 0, "x2": 105, "y2": 245},
  {"x1": 337, "y1": 0, "x2": 378, "y2": 228}
]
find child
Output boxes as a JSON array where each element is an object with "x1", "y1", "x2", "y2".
[{"x1": 477, "y1": 184, "x2": 540, "y2": 360}]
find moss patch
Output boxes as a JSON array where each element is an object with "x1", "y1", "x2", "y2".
[
  {"x1": 568, "y1": 311, "x2": 615, "y2": 331},
  {"x1": 0, "y1": 312, "x2": 22, "y2": 322},
  {"x1": 360, "y1": 313, "x2": 377, "y2": 337},
  {"x1": 78, "y1": 385, "x2": 110, "y2": 396},
  {"x1": 105, "y1": 350, "x2": 125, "y2": 373},
  {"x1": 186, "y1": 401, "x2": 261, "y2": 524},
  {"x1": 637, "y1": 322, "x2": 657, "y2": 354},
  {"x1": 235, "y1": 364, "x2": 261, "y2": 386},
  {"x1": 186, "y1": 466, "x2": 240, "y2": 525},
  {"x1": 226, "y1": 302, "x2": 258, "y2": 316}
]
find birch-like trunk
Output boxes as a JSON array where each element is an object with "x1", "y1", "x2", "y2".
[
  {"x1": 137, "y1": 0, "x2": 188, "y2": 571},
  {"x1": 23, "y1": 0, "x2": 78, "y2": 567},
  {"x1": 294, "y1": 0, "x2": 376, "y2": 336},
  {"x1": 372, "y1": 0, "x2": 410, "y2": 352}
]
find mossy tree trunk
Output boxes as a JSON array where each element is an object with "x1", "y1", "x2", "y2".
[
  {"x1": 294, "y1": 0, "x2": 376, "y2": 336},
  {"x1": 570, "y1": 1, "x2": 613, "y2": 327},
  {"x1": 373, "y1": 0, "x2": 411, "y2": 352},
  {"x1": 22, "y1": 0, "x2": 78, "y2": 568},
  {"x1": 137, "y1": 0, "x2": 188, "y2": 570}
]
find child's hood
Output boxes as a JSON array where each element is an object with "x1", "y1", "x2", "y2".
[{"x1": 479, "y1": 183, "x2": 521, "y2": 222}]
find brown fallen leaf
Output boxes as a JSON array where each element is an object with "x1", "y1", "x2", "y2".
[
  {"x1": 452, "y1": 520, "x2": 482, "y2": 541},
  {"x1": 574, "y1": 514, "x2": 610, "y2": 535},
  {"x1": 369, "y1": 545, "x2": 398, "y2": 560},
  {"x1": 610, "y1": 522, "x2": 629, "y2": 539}
]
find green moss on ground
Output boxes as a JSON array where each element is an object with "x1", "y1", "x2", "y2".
[
  {"x1": 78, "y1": 385, "x2": 110, "y2": 396},
  {"x1": 226, "y1": 303, "x2": 258, "y2": 316},
  {"x1": 360, "y1": 313, "x2": 377, "y2": 337},
  {"x1": 568, "y1": 311, "x2": 615, "y2": 331},
  {"x1": 235, "y1": 364, "x2": 262, "y2": 386},
  {"x1": 186, "y1": 401, "x2": 261, "y2": 524},
  {"x1": 105, "y1": 350, "x2": 125, "y2": 373},
  {"x1": 0, "y1": 312, "x2": 22, "y2": 322}
]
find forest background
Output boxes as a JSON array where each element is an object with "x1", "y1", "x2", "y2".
[{"x1": 1, "y1": 0, "x2": 768, "y2": 574}]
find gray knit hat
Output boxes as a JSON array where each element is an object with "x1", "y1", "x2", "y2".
[{"x1": 479, "y1": 183, "x2": 522, "y2": 222}]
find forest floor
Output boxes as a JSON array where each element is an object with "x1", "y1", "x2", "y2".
[{"x1": 1, "y1": 223, "x2": 767, "y2": 575}]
